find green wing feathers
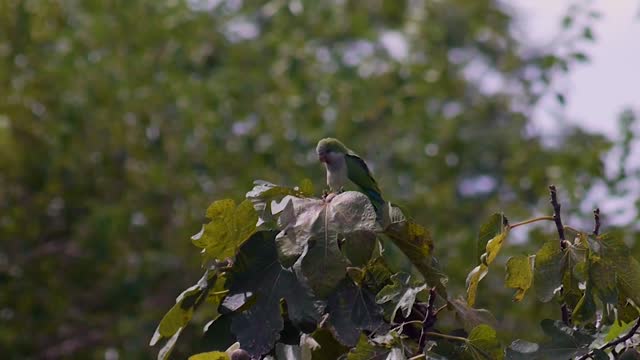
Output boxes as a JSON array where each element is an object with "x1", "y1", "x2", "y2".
[{"x1": 345, "y1": 154, "x2": 384, "y2": 207}]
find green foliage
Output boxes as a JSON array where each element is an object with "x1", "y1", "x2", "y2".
[{"x1": 152, "y1": 178, "x2": 640, "y2": 359}]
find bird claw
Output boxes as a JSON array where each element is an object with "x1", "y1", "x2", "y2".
[{"x1": 322, "y1": 189, "x2": 329, "y2": 199}]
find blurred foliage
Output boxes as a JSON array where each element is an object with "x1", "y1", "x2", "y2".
[{"x1": 0, "y1": 0, "x2": 634, "y2": 358}]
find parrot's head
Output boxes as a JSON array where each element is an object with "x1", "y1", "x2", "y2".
[{"x1": 316, "y1": 138, "x2": 348, "y2": 163}]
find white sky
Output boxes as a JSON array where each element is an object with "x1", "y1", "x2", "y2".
[{"x1": 511, "y1": 0, "x2": 640, "y2": 139}]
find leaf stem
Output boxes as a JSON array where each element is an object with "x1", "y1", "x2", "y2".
[
  {"x1": 509, "y1": 216, "x2": 555, "y2": 229},
  {"x1": 423, "y1": 332, "x2": 469, "y2": 343}
]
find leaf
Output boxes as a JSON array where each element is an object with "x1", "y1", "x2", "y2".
[
  {"x1": 151, "y1": 267, "x2": 223, "y2": 358},
  {"x1": 506, "y1": 339, "x2": 539, "y2": 360},
  {"x1": 467, "y1": 324, "x2": 503, "y2": 360},
  {"x1": 562, "y1": 244, "x2": 586, "y2": 309},
  {"x1": 505, "y1": 255, "x2": 533, "y2": 302},
  {"x1": 225, "y1": 231, "x2": 321, "y2": 357},
  {"x1": 596, "y1": 233, "x2": 640, "y2": 306},
  {"x1": 582, "y1": 27, "x2": 595, "y2": 41},
  {"x1": 604, "y1": 320, "x2": 633, "y2": 342},
  {"x1": 589, "y1": 253, "x2": 617, "y2": 304},
  {"x1": 157, "y1": 328, "x2": 183, "y2": 360},
  {"x1": 246, "y1": 180, "x2": 311, "y2": 227},
  {"x1": 617, "y1": 296, "x2": 640, "y2": 323},
  {"x1": 571, "y1": 283, "x2": 596, "y2": 325},
  {"x1": 619, "y1": 349, "x2": 640, "y2": 360},
  {"x1": 476, "y1": 213, "x2": 504, "y2": 262},
  {"x1": 533, "y1": 240, "x2": 564, "y2": 302},
  {"x1": 571, "y1": 52, "x2": 589, "y2": 63},
  {"x1": 449, "y1": 298, "x2": 498, "y2": 333},
  {"x1": 188, "y1": 351, "x2": 229, "y2": 360},
  {"x1": 346, "y1": 335, "x2": 396, "y2": 360},
  {"x1": 311, "y1": 328, "x2": 350, "y2": 360},
  {"x1": 276, "y1": 191, "x2": 380, "y2": 297},
  {"x1": 298, "y1": 179, "x2": 315, "y2": 197},
  {"x1": 466, "y1": 215, "x2": 509, "y2": 306},
  {"x1": 192, "y1": 199, "x2": 257, "y2": 262},
  {"x1": 555, "y1": 93, "x2": 566, "y2": 106},
  {"x1": 538, "y1": 319, "x2": 593, "y2": 359},
  {"x1": 375, "y1": 272, "x2": 427, "y2": 321},
  {"x1": 327, "y1": 279, "x2": 385, "y2": 347}
]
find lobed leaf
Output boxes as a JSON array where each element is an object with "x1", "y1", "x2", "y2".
[
  {"x1": 533, "y1": 240, "x2": 564, "y2": 303},
  {"x1": 375, "y1": 272, "x2": 427, "y2": 321},
  {"x1": 505, "y1": 255, "x2": 534, "y2": 302},
  {"x1": 192, "y1": 199, "x2": 257, "y2": 263},
  {"x1": 466, "y1": 214, "x2": 509, "y2": 306},
  {"x1": 224, "y1": 231, "x2": 321, "y2": 357}
]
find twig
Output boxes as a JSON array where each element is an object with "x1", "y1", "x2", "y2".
[
  {"x1": 418, "y1": 288, "x2": 438, "y2": 353},
  {"x1": 549, "y1": 185, "x2": 571, "y2": 326},
  {"x1": 577, "y1": 316, "x2": 640, "y2": 360},
  {"x1": 549, "y1": 185, "x2": 567, "y2": 248},
  {"x1": 592, "y1": 208, "x2": 600, "y2": 236},
  {"x1": 422, "y1": 332, "x2": 468, "y2": 343},
  {"x1": 509, "y1": 216, "x2": 555, "y2": 229}
]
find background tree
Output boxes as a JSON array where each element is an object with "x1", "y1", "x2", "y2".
[{"x1": 0, "y1": 0, "x2": 635, "y2": 358}]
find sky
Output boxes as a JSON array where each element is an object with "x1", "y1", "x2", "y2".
[{"x1": 511, "y1": 0, "x2": 640, "y2": 139}]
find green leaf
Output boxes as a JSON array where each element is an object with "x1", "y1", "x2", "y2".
[
  {"x1": 449, "y1": 298, "x2": 498, "y2": 333},
  {"x1": 476, "y1": 213, "x2": 505, "y2": 262},
  {"x1": 505, "y1": 255, "x2": 533, "y2": 302},
  {"x1": 596, "y1": 233, "x2": 640, "y2": 306},
  {"x1": 589, "y1": 254, "x2": 617, "y2": 304},
  {"x1": 538, "y1": 319, "x2": 593, "y2": 359},
  {"x1": 571, "y1": 52, "x2": 589, "y2": 63},
  {"x1": 327, "y1": 279, "x2": 385, "y2": 347},
  {"x1": 591, "y1": 349, "x2": 609, "y2": 360},
  {"x1": 466, "y1": 215, "x2": 509, "y2": 306},
  {"x1": 617, "y1": 296, "x2": 640, "y2": 323},
  {"x1": 562, "y1": 244, "x2": 586, "y2": 309},
  {"x1": 604, "y1": 320, "x2": 633, "y2": 342},
  {"x1": 192, "y1": 199, "x2": 257, "y2": 262},
  {"x1": 188, "y1": 351, "x2": 229, "y2": 360},
  {"x1": 375, "y1": 272, "x2": 427, "y2": 320},
  {"x1": 276, "y1": 191, "x2": 380, "y2": 297},
  {"x1": 298, "y1": 179, "x2": 315, "y2": 197},
  {"x1": 571, "y1": 283, "x2": 596, "y2": 325},
  {"x1": 157, "y1": 328, "x2": 183, "y2": 360},
  {"x1": 467, "y1": 324, "x2": 503, "y2": 360},
  {"x1": 383, "y1": 205, "x2": 446, "y2": 295},
  {"x1": 533, "y1": 240, "x2": 564, "y2": 302},
  {"x1": 225, "y1": 231, "x2": 321, "y2": 357},
  {"x1": 346, "y1": 335, "x2": 395, "y2": 360},
  {"x1": 311, "y1": 328, "x2": 350, "y2": 360},
  {"x1": 506, "y1": 339, "x2": 539, "y2": 360},
  {"x1": 151, "y1": 267, "x2": 223, "y2": 358}
]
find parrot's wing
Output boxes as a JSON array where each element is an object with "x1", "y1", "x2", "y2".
[{"x1": 345, "y1": 153, "x2": 383, "y2": 196}]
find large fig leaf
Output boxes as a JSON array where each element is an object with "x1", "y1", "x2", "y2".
[
  {"x1": 191, "y1": 199, "x2": 257, "y2": 262},
  {"x1": 376, "y1": 272, "x2": 426, "y2": 321},
  {"x1": 326, "y1": 279, "x2": 386, "y2": 347},
  {"x1": 224, "y1": 231, "x2": 321, "y2": 357},
  {"x1": 246, "y1": 180, "x2": 313, "y2": 227},
  {"x1": 276, "y1": 191, "x2": 381, "y2": 297}
]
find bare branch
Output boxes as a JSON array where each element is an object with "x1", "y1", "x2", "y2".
[
  {"x1": 592, "y1": 208, "x2": 601, "y2": 236},
  {"x1": 549, "y1": 185, "x2": 571, "y2": 326}
]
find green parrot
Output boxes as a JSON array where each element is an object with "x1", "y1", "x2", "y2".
[{"x1": 316, "y1": 138, "x2": 385, "y2": 211}]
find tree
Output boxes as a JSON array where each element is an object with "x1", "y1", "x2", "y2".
[{"x1": 151, "y1": 182, "x2": 640, "y2": 359}]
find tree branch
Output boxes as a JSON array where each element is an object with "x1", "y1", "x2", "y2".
[
  {"x1": 549, "y1": 185, "x2": 567, "y2": 249},
  {"x1": 549, "y1": 185, "x2": 571, "y2": 326},
  {"x1": 577, "y1": 316, "x2": 640, "y2": 360},
  {"x1": 592, "y1": 208, "x2": 600, "y2": 236},
  {"x1": 418, "y1": 288, "x2": 438, "y2": 353}
]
